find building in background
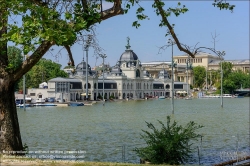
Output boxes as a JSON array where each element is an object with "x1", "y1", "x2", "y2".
[{"x1": 27, "y1": 39, "x2": 188, "y2": 102}]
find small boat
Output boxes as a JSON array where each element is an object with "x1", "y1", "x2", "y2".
[
  {"x1": 34, "y1": 103, "x2": 57, "y2": 107},
  {"x1": 68, "y1": 102, "x2": 84, "y2": 106},
  {"x1": 223, "y1": 94, "x2": 233, "y2": 98},
  {"x1": 36, "y1": 98, "x2": 45, "y2": 103},
  {"x1": 234, "y1": 94, "x2": 244, "y2": 98},
  {"x1": 158, "y1": 96, "x2": 165, "y2": 99},
  {"x1": 17, "y1": 104, "x2": 32, "y2": 108}
]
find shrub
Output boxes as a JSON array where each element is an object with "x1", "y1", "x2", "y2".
[{"x1": 134, "y1": 116, "x2": 203, "y2": 165}]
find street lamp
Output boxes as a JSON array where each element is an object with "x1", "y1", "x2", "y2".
[
  {"x1": 84, "y1": 34, "x2": 92, "y2": 101},
  {"x1": 168, "y1": 39, "x2": 176, "y2": 114},
  {"x1": 186, "y1": 54, "x2": 192, "y2": 100},
  {"x1": 23, "y1": 54, "x2": 26, "y2": 111},
  {"x1": 195, "y1": 47, "x2": 225, "y2": 107},
  {"x1": 218, "y1": 51, "x2": 225, "y2": 108},
  {"x1": 99, "y1": 54, "x2": 107, "y2": 106}
]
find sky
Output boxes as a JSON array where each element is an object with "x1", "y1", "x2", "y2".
[{"x1": 42, "y1": 1, "x2": 249, "y2": 68}]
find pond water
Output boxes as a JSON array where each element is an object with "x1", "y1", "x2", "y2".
[{"x1": 17, "y1": 97, "x2": 249, "y2": 165}]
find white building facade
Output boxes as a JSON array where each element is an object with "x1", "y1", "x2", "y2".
[{"x1": 27, "y1": 38, "x2": 189, "y2": 101}]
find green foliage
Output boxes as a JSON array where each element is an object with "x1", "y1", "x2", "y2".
[
  {"x1": 193, "y1": 66, "x2": 206, "y2": 88},
  {"x1": 212, "y1": 0, "x2": 235, "y2": 12},
  {"x1": 7, "y1": 46, "x2": 23, "y2": 91},
  {"x1": 98, "y1": 94, "x2": 103, "y2": 100},
  {"x1": 2, "y1": 0, "x2": 104, "y2": 54},
  {"x1": 22, "y1": 143, "x2": 29, "y2": 154},
  {"x1": 134, "y1": 116, "x2": 203, "y2": 165},
  {"x1": 223, "y1": 70, "x2": 250, "y2": 94},
  {"x1": 18, "y1": 58, "x2": 68, "y2": 89},
  {"x1": 7, "y1": 46, "x2": 23, "y2": 72},
  {"x1": 109, "y1": 95, "x2": 115, "y2": 99}
]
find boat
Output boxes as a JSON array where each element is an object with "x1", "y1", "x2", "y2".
[
  {"x1": 158, "y1": 96, "x2": 165, "y2": 99},
  {"x1": 223, "y1": 94, "x2": 233, "y2": 98},
  {"x1": 36, "y1": 98, "x2": 45, "y2": 103},
  {"x1": 34, "y1": 103, "x2": 57, "y2": 107},
  {"x1": 185, "y1": 96, "x2": 192, "y2": 100},
  {"x1": 68, "y1": 102, "x2": 84, "y2": 106},
  {"x1": 15, "y1": 99, "x2": 24, "y2": 105},
  {"x1": 17, "y1": 104, "x2": 32, "y2": 108},
  {"x1": 234, "y1": 94, "x2": 244, "y2": 98}
]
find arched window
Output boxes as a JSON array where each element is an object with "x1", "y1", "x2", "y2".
[
  {"x1": 84, "y1": 83, "x2": 91, "y2": 89},
  {"x1": 165, "y1": 84, "x2": 170, "y2": 89},
  {"x1": 131, "y1": 83, "x2": 133, "y2": 90},
  {"x1": 144, "y1": 83, "x2": 146, "y2": 89},
  {"x1": 136, "y1": 69, "x2": 140, "y2": 77},
  {"x1": 127, "y1": 83, "x2": 130, "y2": 89}
]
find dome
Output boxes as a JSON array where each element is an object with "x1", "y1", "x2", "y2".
[
  {"x1": 76, "y1": 61, "x2": 90, "y2": 70},
  {"x1": 110, "y1": 65, "x2": 123, "y2": 76},
  {"x1": 75, "y1": 61, "x2": 92, "y2": 76},
  {"x1": 119, "y1": 37, "x2": 139, "y2": 62},
  {"x1": 119, "y1": 50, "x2": 138, "y2": 61}
]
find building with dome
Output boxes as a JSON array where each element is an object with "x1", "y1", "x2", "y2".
[{"x1": 27, "y1": 38, "x2": 188, "y2": 102}]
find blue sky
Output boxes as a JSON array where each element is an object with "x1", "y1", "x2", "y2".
[{"x1": 43, "y1": 1, "x2": 249, "y2": 68}]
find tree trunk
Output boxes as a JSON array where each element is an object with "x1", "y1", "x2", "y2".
[{"x1": 0, "y1": 79, "x2": 23, "y2": 153}]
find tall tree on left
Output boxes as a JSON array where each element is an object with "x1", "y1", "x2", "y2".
[{"x1": 0, "y1": 0, "x2": 124, "y2": 153}]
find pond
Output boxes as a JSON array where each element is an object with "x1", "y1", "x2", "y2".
[{"x1": 17, "y1": 97, "x2": 249, "y2": 165}]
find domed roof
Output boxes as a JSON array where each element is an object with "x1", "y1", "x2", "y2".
[
  {"x1": 120, "y1": 50, "x2": 138, "y2": 61},
  {"x1": 119, "y1": 37, "x2": 138, "y2": 61},
  {"x1": 76, "y1": 61, "x2": 90, "y2": 70},
  {"x1": 75, "y1": 60, "x2": 92, "y2": 76}
]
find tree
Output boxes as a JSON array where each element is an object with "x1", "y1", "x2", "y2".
[
  {"x1": 223, "y1": 70, "x2": 250, "y2": 94},
  {"x1": 7, "y1": 46, "x2": 23, "y2": 71},
  {"x1": 134, "y1": 116, "x2": 203, "y2": 165},
  {"x1": 18, "y1": 58, "x2": 68, "y2": 89},
  {"x1": 0, "y1": 0, "x2": 235, "y2": 153},
  {"x1": 0, "y1": 0, "x2": 124, "y2": 153},
  {"x1": 193, "y1": 66, "x2": 206, "y2": 88},
  {"x1": 7, "y1": 46, "x2": 23, "y2": 91},
  {"x1": 221, "y1": 61, "x2": 233, "y2": 79}
]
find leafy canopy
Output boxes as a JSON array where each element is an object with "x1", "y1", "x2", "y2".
[
  {"x1": 2, "y1": 0, "x2": 102, "y2": 55},
  {"x1": 7, "y1": 46, "x2": 23, "y2": 72},
  {"x1": 18, "y1": 58, "x2": 68, "y2": 89},
  {"x1": 193, "y1": 66, "x2": 206, "y2": 88}
]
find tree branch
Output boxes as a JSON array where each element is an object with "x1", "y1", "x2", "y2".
[
  {"x1": 64, "y1": 45, "x2": 75, "y2": 66},
  {"x1": 154, "y1": 0, "x2": 196, "y2": 58},
  {"x1": 100, "y1": 0, "x2": 124, "y2": 21},
  {"x1": 13, "y1": 41, "x2": 54, "y2": 81}
]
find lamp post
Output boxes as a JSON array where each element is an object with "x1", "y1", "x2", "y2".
[
  {"x1": 168, "y1": 39, "x2": 175, "y2": 114},
  {"x1": 186, "y1": 54, "x2": 192, "y2": 100},
  {"x1": 99, "y1": 54, "x2": 107, "y2": 106},
  {"x1": 186, "y1": 54, "x2": 189, "y2": 97},
  {"x1": 195, "y1": 47, "x2": 225, "y2": 107},
  {"x1": 218, "y1": 51, "x2": 225, "y2": 108},
  {"x1": 23, "y1": 54, "x2": 26, "y2": 111},
  {"x1": 84, "y1": 34, "x2": 92, "y2": 101}
]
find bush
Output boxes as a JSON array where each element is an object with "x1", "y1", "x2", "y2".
[{"x1": 134, "y1": 116, "x2": 203, "y2": 165}]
